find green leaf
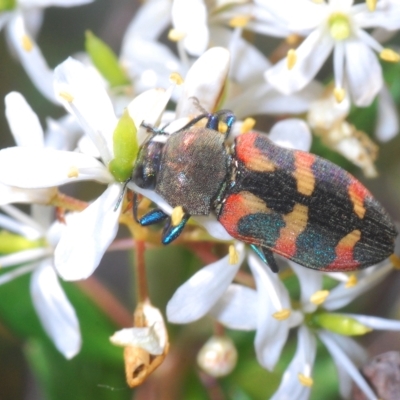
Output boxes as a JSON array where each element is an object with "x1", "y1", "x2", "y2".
[{"x1": 85, "y1": 31, "x2": 130, "y2": 88}]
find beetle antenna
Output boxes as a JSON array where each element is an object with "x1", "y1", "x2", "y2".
[
  {"x1": 188, "y1": 96, "x2": 208, "y2": 114},
  {"x1": 114, "y1": 179, "x2": 130, "y2": 211}
]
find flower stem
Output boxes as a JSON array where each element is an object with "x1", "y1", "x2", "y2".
[{"x1": 135, "y1": 239, "x2": 149, "y2": 302}]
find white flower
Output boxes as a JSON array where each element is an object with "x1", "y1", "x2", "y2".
[
  {"x1": 0, "y1": 57, "x2": 171, "y2": 281},
  {"x1": 1, "y1": 91, "x2": 83, "y2": 205},
  {"x1": 2, "y1": 0, "x2": 93, "y2": 102},
  {"x1": 261, "y1": 0, "x2": 400, "y2": 106},
  {"x1": 0, "y1": 204, "x2": 81, "y2": 359},
  {"x1": 212, "y1": 255, "x2": 399, "y2": 399}
]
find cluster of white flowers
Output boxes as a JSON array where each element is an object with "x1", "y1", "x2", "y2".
[{"x1": 0, "y1": 0, "x2": 400, "y2": 398}]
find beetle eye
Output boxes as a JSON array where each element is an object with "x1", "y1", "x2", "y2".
[{"x1": 131, "y1": 142, "x2": 163, "y2": 189}]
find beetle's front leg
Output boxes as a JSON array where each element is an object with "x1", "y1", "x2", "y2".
[{"x1": 162, "y1": 207, "x2": 190, "y2": 245}]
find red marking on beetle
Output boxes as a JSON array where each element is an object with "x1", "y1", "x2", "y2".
[
  {"x1": 273, "y1": 204, "x2": 309, "y2": 258},
  {"x1": 219, "y1": 191, "x2": 269, "y2": 238},
  {"x1": 348, "y1": 179, "x2": 370, "y2": 219},
  {"x1": 235, "y1": 133, "x2": 275, "y2": 172},
  {"x1": 326, "y1": 230, "x2": 361, "y2": 271}
]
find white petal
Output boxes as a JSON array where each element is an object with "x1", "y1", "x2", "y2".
[
  {"x1": 318, "y1": 331, "x2": 376, "y2": 400},
  {"x1": 324, "y1": 263, "x2": 392, "y2": 310},
  {"x1": 1, "y1": 204, "x2": 44, "y2": 234},
  {"x1": 44, "y1": 115, "x2": 83, "y2": 152},
  {"x1": 129, "y1": 183, "x2": 173, "y2": 215},
  {"x1": 324, "y1": 332, "x2": 367, "y2": 398},
  {"x1": 54, "y1": 184, "x2": 121, "y2": 280},
  {"x1": 0, "y1": 264, "x2": 36, "y2": 285},
  {"x1": 0, "y1": 147, "x2": 113, "y2": 187},
  {"x1": 226, "y1": 80, "x2": 324, "y2": 118},
  {"x1": 175, "y1": 47, "x2": 230, "y2": 118},
  {"x1": 345, "y1": 40, "x2": 383, "y2": 107},
  {"x1": 210, "y1": 26, "x2": 270, "y2": 82},
  {"x1": 172, "y1": 0, "x2": 208, "y2": 56},
  {"x1": 121, "y1": 0, "x2": 172, "y2": 42},
  {"x1": 166, "y1": 243, "x2": 245, "y2": 323},
  {"x1": 0, "y1": 184, "x2": 56, "y2": 206},
  {"x1": 248, "y1": 254, "x2": 291, "y2": 370},
  {"x1": 0, "y1": 248, "x2": 51, "y2": 268},
  {"x1": 193, "y1": 215, "x2": 234, "y2": 241},
  {"x1": 5, "y1": 92, "x2": 44, "y2": 147},
  {"x1": 269, "y1": 119, "x2": 312, "y2": 151},
  {"x1": 54, "y1": 57, "x2": 117, "y2": 164},
  {"x1": 7, "y1": 15, "x2": 56, "y2": 103},
  {"x1": 0, "y1": 211, "x2": 41, "y2": 239},
  {"x1": 271, "y1": 326, "x2": 316, "y2": 400},
  {"x1": 343, "y1": 314, "x2": 400, "y2": 331},
  {"x1": 110, "y1": 327, "x2": 163, "y2": 355},
  {"x1": 289, "y1": 261, "x2": 323, "y2": 312},
  {"x1": 30, "y1": 263, "x2": 81, "y2": 359},
  {"x1": 127, "y1": 88, "x2": 172, "y2": 145},
  {"x1": 121, "y1": 37, "x2": 181, "y2": 94},
  {"x1": 209, "y1": 284, "x2": 258, "y2": 330},
  {"x1": 375, "y1": 85, "x2": 399, "y2": 142},
  {"x1": 265, "y1": 29, "x2": 334, "y2": 94}
]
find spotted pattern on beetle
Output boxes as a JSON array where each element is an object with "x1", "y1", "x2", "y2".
[
  {"x1": 132, "y1": 112, "x2": 397, "y2": 272},
  {"x1": 218, "y1": 132, "x2": 397, "y2": 271}
]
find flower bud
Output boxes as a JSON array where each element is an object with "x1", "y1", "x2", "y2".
[
  {"x1": 108, "y1": 109, "x2": 138, "y2": 182},
  {"x1": 197, "y1": 336, "x2": 237, "y2": 377},
  {"x1": 312, "y1": 312, "x2": 372, "y2": 336}
]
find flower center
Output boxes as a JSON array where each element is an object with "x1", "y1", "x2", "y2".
[
  {"x1": 328, "y1": 13, "x2": 351, "y2": 40},
  {"x1": 0, "y1": 0, "x2": 15, "y2": 11}
]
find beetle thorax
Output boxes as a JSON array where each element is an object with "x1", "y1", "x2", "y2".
[{"x1": 156, "y1": 127, "x2": 229, "y2": 215}]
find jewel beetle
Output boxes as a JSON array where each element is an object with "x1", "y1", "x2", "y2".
[{"x1": 131, "y1": 111, "x2": 397, "y2": 273}]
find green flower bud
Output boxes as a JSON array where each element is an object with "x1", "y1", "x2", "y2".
[
  {"x1": 109, "y1": 109, "x2": 138, "y2": 182},
  {"x1": 0, "y1": 0, "x2": 16, "y2": 11},
  {"x1": 312, "y1": 312, "x2": 372, "y2": 336},
  {"x1": 85, "y1": 30, "x2": 130, "y2": 88},
  {"x1": 0, "y1": 232, "x2": 44, "y2": 254}
]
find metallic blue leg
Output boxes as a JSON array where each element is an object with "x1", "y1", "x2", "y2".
[
  {"x1": 162, "y1": 214, "x2": 190, "y2": 245},
  {"x1": 250, "y1": 244, "x2": 279, "y2": 273},
  {"x1": 139, "y1": 209, "x2": 169, "y2": 226}
]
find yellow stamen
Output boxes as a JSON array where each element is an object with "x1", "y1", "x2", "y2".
[
  {"x1": 380, "y1": 48, "x2": 400, "y2": 63},
  {"x1": 366, "y1": 0, "x2": 377, "y2": 11},
  {"x1": 218, "y1": 121, "x2": 228, "y2": 134},
  {"x1": 169, "y1": 72, "x2": 184, "y2": 85},
  {"x1": 272, "y1": 309, "x2": 291, "y2": 320},
  {"x1": 298, "y1": 373, "x2": 314, "y2": 387},
  {"x1": 328, "y1": 13, "x2": 351, "y2": 41},
  {"x1": 67, "y1": 166, "x2": 79, "y2": 178},
  {"x1": 286, "y1": 49, "x2": 297, "y2": 70},
  {"x1": 228, "y1": 245, "x2": 239, "y2": 265},
  {"x1": 345, "y1": 274, "x2": 358, "y2": 288},
  {"x1": 333, "y1": 87, "x2": 346, "y2": 103},
  {"x1": 241, "y1": 118, "x2": 256, "y2": 134},
  {"x1": 229, "y1": 15, "x2": 251, "y2": 28},
  {"x1": 310, "y1": 290, "x2": 330, "y2": 305},
  {"x1": 59, "y1": 91, "x2": 74, "y2": 103},
  {"x1": 168, "y1": 29, "x2": 186, "y2": 42},
  {"x1": 390, "y1": 254, "x2": 400, "y2": 270},
  {"x1": 171, "y1": 206, "x2": 185, "y2": 227},
  {"x1": 285, "y1": 34, "x2": 301, "y2": 45},
  {"x1": 22, "y1": 35, "x2": 33, "y2": 52},
  {"x1": 311, "y1": 0, "x2": 324, "y2": 3}
]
